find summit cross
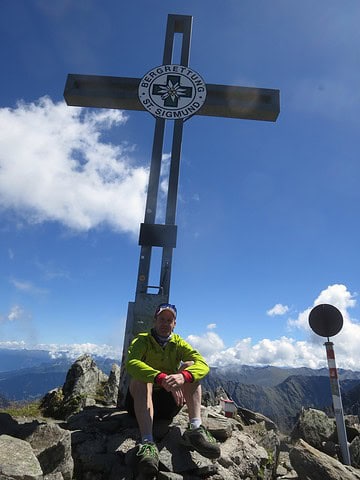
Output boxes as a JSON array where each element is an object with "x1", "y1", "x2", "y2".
[{"x1": 63, "y1": 14, "x2": 280, "y2": 404}]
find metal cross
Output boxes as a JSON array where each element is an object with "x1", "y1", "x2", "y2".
[{"x1": 63, "y1": 14, "x2": 280, "y2": 404}]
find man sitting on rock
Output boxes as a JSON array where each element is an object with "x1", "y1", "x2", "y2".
[{"x1": 125, "y1": 302, "x2": 220, "y2": 476}]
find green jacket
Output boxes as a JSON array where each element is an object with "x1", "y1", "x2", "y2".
[{"x1": 126, "y1": 332, "x2": 209, "y2": 384}]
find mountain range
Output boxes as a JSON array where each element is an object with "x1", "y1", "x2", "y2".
[
  {"x1": 0, "y1": 349, "x2": 115, "y2": 404},
  {"x1": 1, "y1": 348, "x2": 359, "y2": 432},
  {"x1": 203, "y1": 369, "x2": 360, "y2": 432}
]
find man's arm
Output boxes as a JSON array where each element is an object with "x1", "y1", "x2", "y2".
[
  {"x1": 176, "y1": 336, "x2": 210, "y2": 381},
  {"x1": 125, "y1": 335, "x2": 161, "y2": 383}
]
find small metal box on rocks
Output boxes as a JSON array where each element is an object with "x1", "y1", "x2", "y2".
[{"x1": 220, "y1": 398, "x2": 237, "y2": 418}]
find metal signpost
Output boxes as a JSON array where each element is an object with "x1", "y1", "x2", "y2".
[
  {"x1": 63, "y1": 14, "x2": 280, "y2": 405},
  {"x1": 309, "y1": 303, "x2": 351, "y2": 465}
]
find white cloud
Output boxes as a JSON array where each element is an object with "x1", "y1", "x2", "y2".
[
  {"x1": 1, "y1": 284, "x2": 359, "y2": 370},
  {"x1": 0, "y1": 340, "x2": 26, "y2": 349},
  {"x1": 315, "y1": 283, "x2": 356, "y2": 310},
  {"x1": 287, "y1": 284, "x2": 356, "y2": 331},
  {"x1": 0, "y1": 305, "x2": 37, "y2": 344},
  {"x1": 0, "y1": 97, "x2": 149, "y2": 235},
  {"x1": 0, "y1": 340, "x2": 121, "y2": 360},
  {"x1": 207, "y1": 323, "x2": 217, "y2": 330},
  {"x1": 267, "y1": 303, "x2": 289, "y2": 316},
  {"x1": 207, "y1": 336, "x2": 324, "y2": 370},
  {"x1": 10, "y1": 278, "x2": 48, "y2": 295},
  {"x1": 186, "y1": 331, "x2": 225, "y2": 357},
  {"x1": 7, "y1": 305, "x2": 25, "y2": 322},
  {"x1": 45, "y1": 342, "x2": 121, "y2": 360},
  {"x1": 201, "y1": 284, "x2": 360, "y2": 370}
]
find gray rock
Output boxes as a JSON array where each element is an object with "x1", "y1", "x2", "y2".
[
  {"x1": 26, "y1": 423, "x2": 74, "y2": 480},
  {"x1": 40, "y1": 388, "x2": 66, "y2": 419},
  {"x1": 41, "y1": 355, "x2": 110, "y2": 419},
  {"x1": 43, "y1": 474, "x2": 64, "y2": 480},
  {"x1": 62, "y1": 354, "x2": 108, "y2": 400},
  {"x1": 246, "y1": 421, "x2": 280, "y2": 478},
  {"x1": 350, "y1": 435, "x2": 360, "y2": 468},
  {"x1": 103, "y1": 363, "x2": 120, "y2": 405},
  {"x1": 291, "y1": 407, "x2": 335, "y2": 451},
  {"x1": 157, "y1": 473, "x2": 184, "y2": 480},
  {"x1": 11, "y1": 355, "x2": 360, "y2": 479},
  {"x1": 237, "y1": 406, "x2": 278, "y2": 431},
  {"x1": 344, "y1": 416, "x2": 360, "y2": 443},
  {"x1": 0, "y1": 435, "x2": 43, "y2": 480},
  {"x1": 205, "y1": 409, "x2": 233, "y2": 441},
  {"x1": 0, "y1": 413, "x2": 20, "y2": 437},
  {"x1": 290, "y1": 438, "x2": 360, "y2": 480}
]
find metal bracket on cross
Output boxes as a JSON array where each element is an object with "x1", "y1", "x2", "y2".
[{"x1": 63, "y1": 14, "x2": 280, "y2": 406}]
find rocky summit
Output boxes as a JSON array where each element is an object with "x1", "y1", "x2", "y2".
[{"x1": 0, "y1": 354, "x2": 360, "y2": 480}]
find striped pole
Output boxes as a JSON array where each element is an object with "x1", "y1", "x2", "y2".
[{"x1": 325, "y1": 341, "x2": 351, "y2": 465}]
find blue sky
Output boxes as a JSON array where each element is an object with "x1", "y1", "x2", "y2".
[{"x1": 1, "y1": 1, "x2": 360, "y2": 369}]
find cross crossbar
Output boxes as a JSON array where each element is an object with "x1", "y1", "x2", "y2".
[{"x1": 64, "y1": 74, "x2": 279, "y2": 121}]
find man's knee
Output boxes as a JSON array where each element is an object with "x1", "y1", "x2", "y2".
[
  {"x1": 183, "y1": 381, "x2": 202, "y2": 396},
  {"x1": 129, "y1": 378, "x2": 153, "y2": 398},
  {"x1": 126, "y1": 379, "x2": 153, "y2": 417}
]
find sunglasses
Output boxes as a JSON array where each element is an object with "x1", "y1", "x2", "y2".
[{"x1": 155, "y1": 303, "x2": 177, "y2": 316}]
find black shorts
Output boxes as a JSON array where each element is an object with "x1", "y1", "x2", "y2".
[{"x1": 125, "y1": 387, "x2": 182, "y2": 420}]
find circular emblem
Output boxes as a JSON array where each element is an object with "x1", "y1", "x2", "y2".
[{"x1": 138, "y1": 64, "x2": 207, "y2": 121}]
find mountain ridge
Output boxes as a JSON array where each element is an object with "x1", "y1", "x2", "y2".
[
  {"x1": 1, "y1": 349, "x2": 360, "y2": 434},
  {"x1": 203, "y1": 371, "x2": 360, "y2": 432}
]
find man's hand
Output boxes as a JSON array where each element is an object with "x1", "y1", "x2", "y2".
[
  {"x1": 160, "y1": 374, "x2": 185, "y2": 406},
  {"x1": 171, "y1": 387, "x2": 185, "y2": 406},
  {"x1": 161, "y1": 373, "x2": 185, "y2": 390}
]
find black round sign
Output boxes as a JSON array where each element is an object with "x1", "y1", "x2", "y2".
[{"x1": 308, "y1": 303, "x2": 343, "y2": 338}]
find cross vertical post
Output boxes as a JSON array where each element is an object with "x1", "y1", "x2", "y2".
[
  {"x1": 120, "y1": 15, "x2": 193, "y2": 404},
  {"x1": 135, "y1": 15, "x2": 192, "y2": 301}
]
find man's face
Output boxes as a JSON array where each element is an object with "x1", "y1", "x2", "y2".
[{"x1": 154, "y1": 310, "x2": 176, "y2": 337}]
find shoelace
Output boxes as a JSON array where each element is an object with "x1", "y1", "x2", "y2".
[
  {"x1": 137, "y1": 443, "x2": 158, "y2": 458},
  {"x1": 199, "y1": 426, "x2": 216, "y2": 443},
  {"x1": 187, "y1": 425, "x2": 217, "y2": 444}
]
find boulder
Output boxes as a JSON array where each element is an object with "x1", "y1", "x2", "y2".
[
  {"x1": 0, "y1": 434, "x2": 43, "y2": 480},
  {"x1": 41, "y1": 354, "x2": 111, "y2": 419},
  {"x1": 62, "y1": 354, "x2": 108, "y2": 400},
  {"x1": 291, "y1": 407, "x2": 335, "y2": 451},
  {"x1": 103, "y1": 363, "x2": 120, "y2": 405},
  {"x1": 350, "y1": 435, "x2": 360, "y2": 469},
  {"x1": 238, "y1": 406, "x2": 278, "y2": 432},
  {"x1": 2, "y1": 397, "x2": 351, "y2": 479},
  {"x1": 290, "y1": 438, "x2": 360, "y2": 480},
  {"x1": 7, "y1": 355, "x2": 360, "y2": 479},
  {"x1": 25, "y1": 423, "x2": 74, "y2": 480},
  {"x1": 0, "y1": 412, "x2": 21, "y2": 436}
]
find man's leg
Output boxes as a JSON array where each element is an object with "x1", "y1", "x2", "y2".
[
  {"x1": 182, "y1": 381, "x2": 202, "y2": 424},
  {"x1": 129, "y1": 378, "x2": 154, "y2": 440},
  {"x1": 129, "y1": 379, "x2": 159, "y2": 476},
  {"x1": 182, "y1": 382, "x2": 221, "y2": 459}
]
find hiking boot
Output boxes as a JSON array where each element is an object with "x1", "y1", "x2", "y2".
[
  {"x1": 136, "y1": 442, "x2": 159, "y2": 476},
  {"x1": 182, "y1": 425, "x2": 221, "y2": 459}
]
